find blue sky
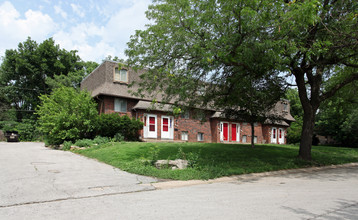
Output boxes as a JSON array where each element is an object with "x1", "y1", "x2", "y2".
[{"x1": 0, "y1": 0, "x2": 151, "y2": 63}]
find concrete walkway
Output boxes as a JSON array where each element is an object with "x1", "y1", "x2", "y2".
[{"x1": 1, "y1": 142, "x2": 358, "y2": 219}]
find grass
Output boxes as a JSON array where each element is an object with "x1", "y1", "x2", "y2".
[{"x1": 75, "y1": 142, "x2": 358, "y2": 180}]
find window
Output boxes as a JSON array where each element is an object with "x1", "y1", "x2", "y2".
[
  {"x1": 254, "y1": 136, "x2": 257, "y2": 143},
  {"x1": 149, "y1": 116, "x2": 156, "y2": 132},
  {"x1": 114, "y1": 98, "x2": 127, "y2": 112},
  {"x1": 273, "y1": 128, "x2": 276, "y2": 139},
  {"x1": 242, "y1": 135, "x2": 247, "y2": 143},
  {"x1": 254, "y1": 122, "x2": 258, "y2": 127},
  {"x1": 197, "y1": 132, "x2": 204, "y2": 141},
  {"x1": 181, "y1": 111, "x2": 189, "y2": 119},
  {"x1": 181, "y1": 131, "x2": 188, "y2": 141},
  {"x1": 114, "y1": 68, "x2": 128, "y2": 82},
  {"x1": 283, "y1": 103, "x2": 288, "y2": 112}
]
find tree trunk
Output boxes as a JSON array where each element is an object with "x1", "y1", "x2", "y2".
[{"x1": 251, "y1": 122, "x2": 255, "y2": 148}]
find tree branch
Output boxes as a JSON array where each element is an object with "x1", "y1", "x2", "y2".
[{"x1": 321, "y1": 72, "x2": 358, "y2": 101}]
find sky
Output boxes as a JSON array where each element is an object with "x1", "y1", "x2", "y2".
[{"x1": 0, "y1": 0, "x2": 152, "y2": 63}]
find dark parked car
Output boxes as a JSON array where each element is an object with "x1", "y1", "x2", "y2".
[{"x1": 5, "y1": 131, "x2": 19, "y2": 142}]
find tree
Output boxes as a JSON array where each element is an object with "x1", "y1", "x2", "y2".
[
  {"x1": 285, "y1": 88, "x2": 303, "y2": 144},
  {"x1": 126, "y1": 0, "x2": 358, "y2": 160},
  {"x1": 126, "y1": 0, "x2": 287, "y2": 148},
  {"x1": 46, "y1": 61, "x2": 99, "y2": 90},
  {"x1": 36, "y1": 87, "x2": 98, "y2": 145},
  {"x1": 277, "y1": 0, "x2": 358, "y2": 159},
  {"x1": 0, "y1": 37, "x2": 83, "y2": 120},
  {"x1": 316, "y1": 82, "x2": 358, "y2": 147}
]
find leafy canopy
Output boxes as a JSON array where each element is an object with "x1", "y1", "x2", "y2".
[{"x1": 36, "y1": 87, "x2": 98, "y2": 145}]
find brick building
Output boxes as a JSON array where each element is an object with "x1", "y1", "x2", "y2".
[{"x1": 81, "y1": 60, "x2": 295, "y2": 144}]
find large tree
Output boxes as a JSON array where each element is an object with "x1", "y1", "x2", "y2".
[
  {"x1": 0, "y1": 37, "x2": 83, "y2": 120},
  {"x1": 127, "y1": 0, "x2": 286, "y2": 146},
  {"x1": 126, "y1": 0, "x2": 358, "y2": 160},
  {"x1": 277, "y1": 0, "x2": 358, "y2": 159},
  {"x1": 316, "y1": 81, "x2": 358, "y2": 147}
]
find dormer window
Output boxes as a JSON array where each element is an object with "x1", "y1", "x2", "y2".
[
  {"x1": 114, "y1": 68, "x2": 128, "y2": 83},
  {"x1": 283, "y1": 103, "x2": 288, "y2": 112}
]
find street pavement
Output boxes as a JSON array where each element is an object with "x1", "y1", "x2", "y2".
[{"x1": 1, "y1": 142, "x2": 358, "y2": 219}]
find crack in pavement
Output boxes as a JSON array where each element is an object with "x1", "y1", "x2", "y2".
[{"x1": 0, "y1": 188, "x2": 156, "y2": 209}]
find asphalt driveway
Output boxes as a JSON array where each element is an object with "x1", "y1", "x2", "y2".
[
  {"x1": 0, "y1": 142, "x2": 156, "y2": 207},
  {"x1": 1, "y1": 142, "x2": 358, "y2": 219}
]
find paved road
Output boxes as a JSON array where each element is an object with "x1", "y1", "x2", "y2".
[{"x1": 1, "y1": 142, "x2": 358, "y2": 219}]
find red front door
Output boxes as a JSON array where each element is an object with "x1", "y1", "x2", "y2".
[
  {"x1": 223, "y1": 123, "x2": 228, "y2": 141},
  {"x1": 232, "y1": 124, "x2": 237, "y2": 141}
]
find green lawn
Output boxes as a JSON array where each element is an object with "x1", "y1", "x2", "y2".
[{"x1": 75, "y1": 142, "x2": 358, "y2": 180}]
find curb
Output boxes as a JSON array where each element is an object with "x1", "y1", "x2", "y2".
[{"x1": 150, "y1": 162, "x2": 358, "y2": 190}]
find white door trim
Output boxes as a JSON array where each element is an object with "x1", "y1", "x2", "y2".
[
  {"x1": 161, "y1": 116, "x2": 174, "y2": 139},
  {"x1": 144, "y1": 114, "x2": 157, "y2": 138}
]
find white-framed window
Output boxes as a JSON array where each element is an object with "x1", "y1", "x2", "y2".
[
  {"x1": 197, "y1": 132, "x2": 204, "y2": 141},
  {"x1": 242, "y1": 135, "x2": 247, "y2": 143},
  {"x1": 181, "y1": 111, "x2": 189, "y2": 119},
  {"x1": 254, "y1": 136, "x2": 257, "y2": 143},
  {"x1": 114, "y1": 68, "x2": 128, "y2": 82},
  {"x1": 114, "y1": 98, "x2": 127, "y2": 112},
  {"x1": 283, "y1": 103, "x2": 288, "y2": 112},
  {"x1": 181, "y1": 131, "x2": 188, "y2": 141}
]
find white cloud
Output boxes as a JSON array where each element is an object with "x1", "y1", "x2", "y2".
[
  {"x1": 0, "y1": 1, "x2": 56, "y2": 57},
  {"x1": 54, "y1": 5, "x2": 67, "y2": 19},
  {"x1": 0, "y1": 0, "x2": 151, "y2": 63},
  {"x1": 71, "y1": 3, "x2": 85, "y2": 18}
]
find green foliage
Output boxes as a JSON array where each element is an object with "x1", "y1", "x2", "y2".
[
  {"x1": 285, "y1": 88, "x2": 303, "y2": 144},
  {"x1": 15, "y1": 119, "x2": 40, "y2": 141},
  {"x1": 0, "y1": 119, "x2": 41, "y2": 141},
  {"x1": 77, "y1": 142, "x2": 358, "y2": 180},
  {"x1": 74, "y1": 139, "x2": 94, "y2": 148},
  {"x1": 46, "y1": 61, "x2": 99, "y2": 90},
  {"x1": 317, "y1": 82, "x2": 358, "y2": 147},
  {"x1": 36, "y1": 87, "x2": 98, "y2": 145},
  {"x1": 62, "y1": 141, "x2": 73, "y2": 151},
  {"x1": 113, "y1": 133, "x2": 125, "y2": 142},
  {"x1": 96, "y1": 113, "x2": 143, "y2": 141},
  {"x1": 0, "y1": 37, "x2": 83, "y2": 121},
  {"x1": 93, "y1": 136, "x2": 110, "y2": 145}
]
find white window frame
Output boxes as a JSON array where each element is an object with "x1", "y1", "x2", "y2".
[
  {"x1": 242, "y1": 135, "x2": 247, "y2": 143},
  {"x1": 114, "y1": 68, "x2": 128, "y2": 83},
  {"x1": 197, "y1": 132, "x2": 204, "y2": 141},
  {"x1": 181, "y1": 131, "x2": 188, "y2": 141},
  {"x1": 114, "y1": 98, "x2": 127, "y2": 113}
]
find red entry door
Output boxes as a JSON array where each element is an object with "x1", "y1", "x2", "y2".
[
  {"x1": 232, "y1": 124, "x2": 237, "y2": 141},
  {"x1": 223, "y1": 123, "x2": 228, "y2": 141}
]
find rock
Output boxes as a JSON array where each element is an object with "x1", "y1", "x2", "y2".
[{"x1": 155, "y1": 159, "x2": 188, "y2": 170}]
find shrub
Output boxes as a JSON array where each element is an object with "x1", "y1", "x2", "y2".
[
  {"x1": 36, "y1": 87, "x2": 98, "y2": 145},
  {"x1": 74, "y1": 139, "x2": 94, "y2": 148},
  {"x1": 63, "y1": 141, "x2": 73, "y2": 151},
  {"x1": 93, "y1": 136, "x2": 110, "y2": 145},
  {"x1": 96, "y1": 114, "x2": 143, "y2": 141},
  {"x1": 113, "y1": 133, "x2": 125, "y2": 142}
]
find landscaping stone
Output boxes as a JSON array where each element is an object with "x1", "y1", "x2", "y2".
[{"x1": 155, "y1": 159, "x2": 188, "y2": 170}]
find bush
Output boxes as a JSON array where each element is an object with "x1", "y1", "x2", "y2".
[
  {"x1": 0, "y1": 120, "x2": 41, "y2": 141},
  {"x1": 63, "y1": 141, "x2": 73, "y2": 150},
  {"x1": 93, "y1": 136, "x2": 110, "y2": 145},
  {"x1": 96, "y1": 114, "x2": 143, "y2": 141},
  {"x1": 36, "y1": 87, "x2": 98, "y2": 145},
  {"x1": 74, "y1": 139, "x2": 94, "y2": 148}
]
